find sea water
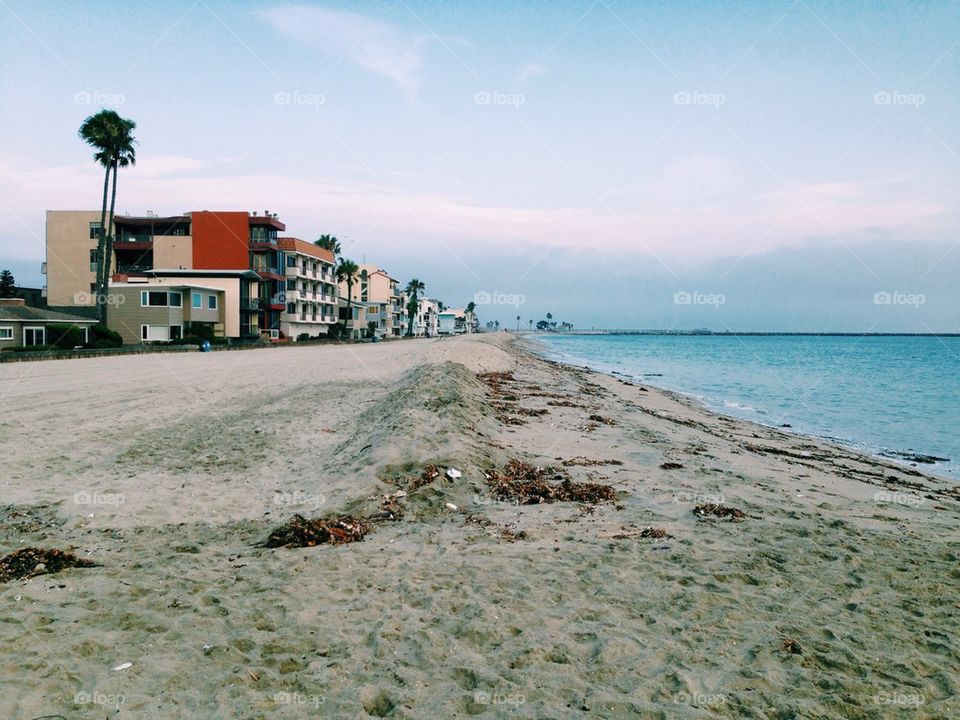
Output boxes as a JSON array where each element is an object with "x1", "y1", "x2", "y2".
[{"x1": 536, "y1": 334, "x2": 960, "y2": 480}]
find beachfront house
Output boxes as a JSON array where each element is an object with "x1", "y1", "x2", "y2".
[
  {"x1": 338, "y1": 264, "x2": 404, "y2": 339},
  {"x1": 438, "y1": 308, "x2": 467, "y2": 335},
  {"x1": 0, "y1": 298, "x2": 98, "y2": 348},
  {"x1": 107, "y1": 269, "x2": 260, "y2": 343}
]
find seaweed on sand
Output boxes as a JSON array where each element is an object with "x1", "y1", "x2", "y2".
[
  {"x1": 485, "y1": 460, "x2": 617, "y2": 505},
  {"x1": 693, "y1": 504, "x2": 747, "y2": 521},
  {"x1": 0, "y1": 547, "x2": 96, "y2": 583},
  {"x1": 264, "y1": 514, "x2": 372, "y2": 548}
]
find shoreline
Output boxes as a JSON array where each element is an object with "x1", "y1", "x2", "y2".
[
  {"x1": 2, "y1": 333, "x2": 958, "y2": 718},
  {"x1": 526, "y1": 333, "x2": 958, "y2": 483}
]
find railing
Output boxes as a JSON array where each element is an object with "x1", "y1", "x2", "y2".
[{"x1": 241, "y1": 298, "x2": 260, "y2": 311}]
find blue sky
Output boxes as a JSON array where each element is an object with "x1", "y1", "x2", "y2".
[{"x1": 0, "y1": 0, "x2": 957, "y2": 330}]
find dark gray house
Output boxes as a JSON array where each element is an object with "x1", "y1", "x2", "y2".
[{"x1": 0, "y1": 298, "x2": 98, "y2": 348}]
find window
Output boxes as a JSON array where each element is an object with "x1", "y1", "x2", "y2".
[
  {"x1": 170, "y1": 325, "x2": 182, "y2": 341},
  {"x1": 192, "y1": 292, "x2": 202, "y2": 309},
  {"x1": 89, "y1": 249, "x2": 98, "y2": 272},
  {"x1": 0, "y1": 327, "x2": 13, "y2": 341},
  {"x1": 89, "y1": 222, "x2": 102, "y2": 240},
  {"x1": 23, "y1": 327, "x2": 45, "y2": 347},
  {"x1": 286, "y1": 278, "x2": 296, "y2": 290},
  {"x1": 169, "y1": 292, "x2": 182, "y2": 307},
  {"x1": 141, "y1": 290, "x2": 170, "y2": 307},
  {"x1": 287, "y1": 256, "x2": 297, "y2": 267},
  {"x1": 207, "y1": 295, "x2": 217, "y2": 310},
  {"x1": 140, "y1": 325, "x2": 170, "y2": 342},
  {"x1": 287, "y1": 303, "x2": 296, "y2": 314}
]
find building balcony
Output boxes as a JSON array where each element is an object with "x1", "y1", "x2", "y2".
[{"x1": 241, "y1": 297, "x2": 260, "y2": 311}]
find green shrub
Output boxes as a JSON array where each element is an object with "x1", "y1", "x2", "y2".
[
  {"x1": 185, "y1": 322, "x2": 214, "y2": 341},
  {"x1": 46, "y1": 323, "x2": 85, "y2": 349},
  {"x1": 86, "y1": 324, "x2": 122, "y2": 348}
]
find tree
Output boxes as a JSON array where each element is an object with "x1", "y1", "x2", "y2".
[
  {"x1": 528, "y1": 319, "x2": 533, "y2": 331},
  {"x1": 78, "y1": 109, "x2": 137, "y2": 325},
  {"x1": 536, "y1": 320, "x2": 550, "y2": 331},
  {"x1": 516, "y1": 315, "x2": 521, "y2": 332},
  {"x1": 0, "y1": 269, "x2": 14, "y2": 298},
  {"x1": 314, "y1": 234, "x2": 341, "y2": 259},
  {"x1": 546, "y1": 312, "x2": 552, "y2": 323},
  {"x1": 405, "y1": 278, "x2": 425, "y2": 336},
  {"x1": 336, "y1": 259, "x2": 360, "y2": 337}
]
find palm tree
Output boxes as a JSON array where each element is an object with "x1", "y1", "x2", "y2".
[
  {"x1": 516, "y1": 315, "x2": 521, "y2": 332},
  {"x1": 314, "y1": 234, "x2": 341, "y2": 259},
  {"x1": 336, "y1": 258, "x2": 360, "y2": 337},
  {"x1": 465, "y1": 300, "x2": 476, "y2": 333},
  {"x1": 78, "y1": 110, "x2": 136, "y2": 325},
  {"x1": 405, "y1": 278, "x2": 425, "y2": 336}
]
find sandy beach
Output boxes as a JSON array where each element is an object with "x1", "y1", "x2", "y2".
[{"x1": 2, "y1": 333, "x2": 958, "y2": 719}]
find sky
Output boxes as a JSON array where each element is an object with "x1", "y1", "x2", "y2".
[{"x1": 0, "y1": 0, "x2": 957, "y2": 331}]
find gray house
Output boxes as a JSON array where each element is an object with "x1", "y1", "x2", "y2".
[{"x1": 0, "y1": 298, "x2": 98, "y2": 348}]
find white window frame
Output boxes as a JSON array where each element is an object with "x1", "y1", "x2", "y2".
[
  {"x1": 192, "y1": 292, "x2": 202, "y2": 309},
  {"x1": 140, "y1": 324, "x2": 170, "y2": 342},
  {"x1": 0, "y1": 326, "x2": 13, "y2": 341},
  {"x1": 23, "y1": 326, "x2": 45, "y2": 347},
  {"x1": 207, "y1": 294, "x2": 218, "y2": 310}
]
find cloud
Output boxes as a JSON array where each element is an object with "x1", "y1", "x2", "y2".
[
  {"x1": 0, "y1": 154, "x2": 951, "y2": 275},
  {"x1": 260, "y1": 4, "x2": 425, "y2": 94},
  {"x1": 516, "y1": 61, "x2": 548, "y2": 83}
]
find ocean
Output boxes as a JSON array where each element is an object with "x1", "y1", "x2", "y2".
[{"x1": 535, "y1": 334, "x2": 960, "y2": 480}]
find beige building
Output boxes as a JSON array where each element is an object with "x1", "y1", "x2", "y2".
[
  {"x1": 44, "y1": 210, "x2": 102, "y2": 307},
  {"x1": 338, "y1": 265, "x2": 405, "y2": 338}
]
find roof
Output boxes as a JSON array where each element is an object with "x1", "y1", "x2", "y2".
[
  {"x1": 0, "y1": 305, "x2": 98, "y2": 324},
  {"x1": 277, "y1": 238, "x2": 335, "y2": 263},
  {"x1": 112, "y1": 283, "x2": 226, "y2": 293},
  {"x1": 145, "y1": 269, "x2": 260, "y2": 279}
]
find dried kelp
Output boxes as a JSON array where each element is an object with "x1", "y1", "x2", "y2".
[
  {"x1": 562, "y1": 457, "x2": 623, "y2": 467},
  {"x1": 264, "y1": 514, "x2": 372, "y2": 548},
  {"x1": 485, "y1": 460, "x2": 617, "y2": 505},
  {"x1": 693, "y1": 504, "x2": 747, "y2": 520},
  {"x1": 0, "y1": 547, "x2": 95, "y2": 583}
]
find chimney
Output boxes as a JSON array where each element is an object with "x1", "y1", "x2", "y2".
[{"x1": 0, "y1": 298, "x2": 26, "y2": 307}]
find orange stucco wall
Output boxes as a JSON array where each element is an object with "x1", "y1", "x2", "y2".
[{"x1": 191, "y1": 211, "x2": 249, "y2": 269}]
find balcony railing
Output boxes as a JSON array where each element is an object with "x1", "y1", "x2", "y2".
[{"x1": 241, "y1": 297, "x2": 260, "y2": 311}]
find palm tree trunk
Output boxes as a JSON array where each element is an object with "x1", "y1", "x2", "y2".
[
  {"x1": 94, "y1": 164, "x2": 110, "y2": 324},
  {"x1": 346, "y1": 279, "x2": 354, "y2": 339},
  {"x1": 407, "y1": 293, "x2": 416, "y2": 336},
  {"x1": 100, "y1": 160, "x2": 119, "y2": 327}
]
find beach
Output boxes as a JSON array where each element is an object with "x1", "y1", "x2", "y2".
[{"x1": 2, "y1": 333, "x2": 958, "y2": 719}]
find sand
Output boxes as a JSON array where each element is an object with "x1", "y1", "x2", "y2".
[{"x1": 1, "y1": 334, "x2": 957, "y2": 719}]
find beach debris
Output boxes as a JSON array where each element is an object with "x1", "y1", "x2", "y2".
[
  {"x1": 516, "y1": 407, "x2": 549, "y2": 417},
  {"x1": 485, "y1": 460, "x2": 617, "y2": 505},
  {"x1": 588, "y1": 414, "x2": 616, "y2": 425},
  {"x1": 407, "y1": 464, "x2": 441, "y2": 492},
  {"x1": 446, "y1": 467, "x2": 462, "y2": 480},
  {"x1": 113, "y1": 662, "x2": 133, "y2": 671},
  {"x1": 547, "y1": 399, "x2": 584, "y2": 408},
  {"x1": 497, "y1": 414, "x2": 527, "y2": 426},
  {"x1": 600, "y1": 526, "x2": 673, "y2": 540},
  {"x1": 0, "y1": 547, "x2": 96, "y2": 583},
  {"x1": 562, "y1": 457, "x2": 624, "y2": 467},
  {"x1": 660, "y1": 462, "x2": 684, "y2": 470},
  {"x1": 264, "y1": 514, "x2": 372, "y2": 548},
  {"x1": 500, "y1": 527, "x2": 528, "y2": 542},
  {"x1": 445, "y1": 503, "x2": 459, "y2": 511},
  {"x1": 693, "y1": 504, "x2": 747, "y2": 521},
  {"x1": 781, "y1": 638, "x2": 803, "y2": 655}
]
